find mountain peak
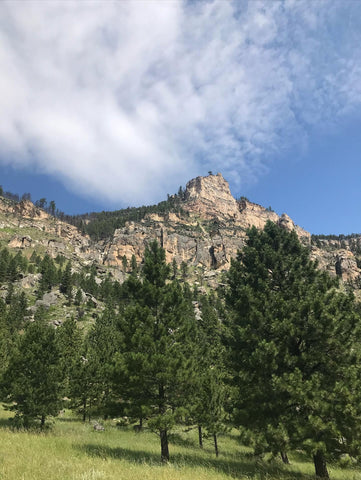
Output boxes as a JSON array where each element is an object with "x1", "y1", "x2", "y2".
[{"x1": 183, "y1": 173, "x2": 240, "y2": 219}]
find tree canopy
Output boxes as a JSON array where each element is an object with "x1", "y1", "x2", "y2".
[{"x1": 225, "y1": 221, "x2": 361, "y2": 478}]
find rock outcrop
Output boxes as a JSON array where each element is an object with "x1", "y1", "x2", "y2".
[
  {"x1": 183, "y1": 173, "x2": 240, "y2": 220},
  {"x1": 0, "y1": 172, "x2": 360, "y2": 290},
  {"x1": 103, "y1": 174, "x2": 311, "y2": 281}
]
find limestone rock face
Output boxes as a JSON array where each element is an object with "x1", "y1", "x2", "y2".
[
  {"x1": 278, "y1": 213, "x2": 311, "y2": 244},
  {"x1": 183, "y1": 173, "x2": 240, "y2": 220},
  {"x1": 13, "y1": 200, "x2": 49, "y2": 219},
  {"x1": 311, "y1": 247, "x2": 360, "y2": 284},
  {"x1": 103, "y1": 175, "x2": 312, "y2": 277},
  {"x1": 238, "y1": 199, "x2": 279, "y2": 230},
  {"x1": 1, "y1": 174, "x2": 360, "y2": 293},
  {"x1": 0, "y1": 196, "x2": 94, "y2": 267},
  {"x1": 8, "y1": 235, "x2": 32, "y2": 249}
]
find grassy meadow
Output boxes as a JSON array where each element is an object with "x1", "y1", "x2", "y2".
[{"x1": 0, "y1": 408, "x2": 361, "y2": 480}]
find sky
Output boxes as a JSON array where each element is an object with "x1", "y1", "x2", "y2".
[{"x1": 1, "y1": 0, "x2": 361, "y2": 235}]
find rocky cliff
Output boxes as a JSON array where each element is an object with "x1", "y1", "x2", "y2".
[
  {"x1": 0, "y1": 173, "x2": 360, "y2": 291},
  {"x1": 103, "y1": 174, "x2": 311, "y2": 275}
]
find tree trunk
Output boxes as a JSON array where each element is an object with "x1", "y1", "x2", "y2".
[
  {"x1": 213, "y1": 433, "x2": 219, "y2": 457},
  {"x1": 82, "y1": 399, "x2": 86, "y2": 422},
  {"x1": 160, "y1": 429, "x2": 169, "y2": 463},
  {"x1": 280, "y1": 451, "x2": 290, "y2": 464},
  {"x1": 139, "y1": 416, "x2": 143, "y2": 429},
  {"x1": 40, "y1": 414, "x2": 45, "y2": 429},
  {"x1": 198, "y1": 425, "x2": 203, "y2": 448},
  {"x1": 313, "y1": 451, "x2": 329, "y2": 479},
  {"x1": 158, "y1": 384, "x2": 169, "y2": 463}
]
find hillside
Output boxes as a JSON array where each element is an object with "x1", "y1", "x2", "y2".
[{"x1": 1, "y1": 172, "x2": 360, "y2": 296}]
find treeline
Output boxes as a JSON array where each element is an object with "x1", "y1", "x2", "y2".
[
  {"x1": 312, "y1": 233, "x2": 361, "y2": 255},
  {"x1": 0, "y1": 185, "x2": 61, "y2": 218},
  {"x1": 67, "y1": 188, "x2": 187, "y2": 241},
  {"x1": 312, "y1": 233, "x2": 361, "y2": 240},
  {"x1": 0, "y1": 183, "x2": 189, "y2": 242},
  {"x1": 1, "y1": 224, "x2": 361, "y2": 479}
]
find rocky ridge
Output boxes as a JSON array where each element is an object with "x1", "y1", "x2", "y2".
[{"x1": 0, "y1": 173, "x2": 360, "y2": 291}]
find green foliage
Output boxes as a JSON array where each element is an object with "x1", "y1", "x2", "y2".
[
  {"x1": 66, "y1": 190, "x2": 186, "y2": 241},
  {"x1": 37, "y1": 254, "x2": 58, "y2": 298},
  {"x1": 60, "y1": 261, "x2": 73, "y2": 303},
  {"x1": 0, "y1": 247, "x2": 28, "y2": 283},
  {"x1": 191, "y1": 295, "x2": 229, "y2": 454},
  {"x1": 114, "y1": 240, "x2": 198, "y2": 461},
  {"x1": 2, "y1": 319, "x2": 63, "y2": 428},
  {"x1": 225, "y1": 221, "x2": 361, "y2": 477},
  {"x1": 56, "y1": 317, "x2": 82, "y2": 396}
]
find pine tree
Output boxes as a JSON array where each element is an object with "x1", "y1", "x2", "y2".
[
  {"x1": 60, "y1": 261, "x2": 73, "y2": 304},
  {"x1": 225, "y1": 222, "x2": 361, "y2": 478},
  {"x1": 74, "y1": 288, "x2": 83, "y2": 306},
  {"x1": 191, "y1": 295, "x2": 229, "y2": 455},
  {"x1": 56, "y1": 317, "x2": 82, "y2": 397},
  {"x1": 2, "y1": 318, "x2": 63, "y2": 428},
  {"x1": 114, "y1": 241, "x2": 197, "y2": 462},
  {"x1": 38, "y1": 254, "x2": 58, "y2": 297}
]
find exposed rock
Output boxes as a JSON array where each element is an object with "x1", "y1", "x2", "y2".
[
  {"x1": 183, "y1": 173, "x2": 240, "y2": 220},
  {"x1": 93, "y1": 421, "x2": 105, "y2": 431},
  {"x1": 19, "y1": 273, "x2": 41, "y2": 289},
  {"x1": 0, "y1": 174, "x2": 360, "y2": 295},
  {"x1": 278, "y1": 213, "x2": 311, "y2": 244},
  {"x1": 13, "y1": 200, "x2": 49, "y2": 220},
  {"x1": 85, "y1": 294, "x2": 98, "y2": 308},
  {"x1": 35, "y1": 291, "x2": 60, "y2": 310},
  {"x1": 238, "y1": 199, "x2": 279, "y2": 229},
  {"x1": 8, "y1": 235, "x2": 32, "y2": 248}
]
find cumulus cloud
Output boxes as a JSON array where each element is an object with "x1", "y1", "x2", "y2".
[{"x1": 0, "y1": 0, "x2": 361, "y2": 206}]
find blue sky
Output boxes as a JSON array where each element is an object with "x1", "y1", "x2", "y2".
[{"x1": 1, "y1": 0, "x2": 361, "y2": 235}]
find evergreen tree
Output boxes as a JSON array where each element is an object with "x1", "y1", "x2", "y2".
[
  {"x1": 56, "y1": 317, "x2": 82, "y2": 397},
  {"x1": 60, "y1": 261, "x2": 73, "y2": 304},
  {"x1": 86, "y1": 308, "x2": 121, "y2": 418},
  {"x1": 2, "y1": 318, "x2": 63, "y2": 428},
  {"x1": 114, "y1": 241, "x2": 197, "y2": 462},
  {"x1": 38, "y1": 254, "x2": 58, "y2": 297},
  {"x1": 180, "y1": 261, "x2": 188, "y2": 280},
  {"x1": 74, "y1": 288, "x2": 83, "y2": 306},
  {"x1": 171, "y1": 258, "x2": 178, "y2": 279},
  {"x1": 68, "y1": 338, "x2": 102, "y2": 422},
  {"x1": 191, "y1": 295, "x2": 229, "y2": 455},
  {"x1": 122, "y1": 255, "x2": 127, "y2": 272},
  {"x1": 0, "y1": 298, "x2": 14, "y2": 380},
  {"x1": 0, "y1": 248, "x2": 10, "y2": 282},
  {"x1": 130, "y1": 254, "x2": 137, "y2": 275},
  {"x1": 225, "y1": 222, "x2": 361, "y2": 478}
]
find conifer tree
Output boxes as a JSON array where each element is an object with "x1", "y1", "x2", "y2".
[
  {"x1": 38, "y1": 254, "x2": 58, "y2": 297},
  {"x1": 56, "y1": 317, "x2": 82, "y2": 396},
  {"x1": 2, "y1": 317, "x2": 63, "y2": 428},
  {"x1": 60, "y1": 260, "x2": 73, "y2": 304},
  {"x1": 68, "y1": 340, "x2": 100, "y2": 422},
  {"x1": 191, "y1": 295, "x2": 229, "y2": 455},
  {"x1": 225, "y1": 221, "x2": 361, "y2": 478},
  {"x1": 114, "y1": 241, "x2": 197, "y2": 462}
]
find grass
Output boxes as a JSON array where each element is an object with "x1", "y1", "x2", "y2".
[{"x1": 0, "y1": 409, "x2": 361, "y2": 480}]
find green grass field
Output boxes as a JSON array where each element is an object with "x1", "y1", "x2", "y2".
[{"x1": 0, "y1": 408, "x2": 360, "y2": 480}]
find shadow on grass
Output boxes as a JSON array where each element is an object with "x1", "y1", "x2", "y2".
[
  {"x1": 0, "y1": 416, "x2": 12, "y2": 429},
  {"x1": 79, "y1": 443, "x2": 314, "y2": 479},
  {"x1": 57, "y1": 416, "x2": 84, "y2": 423},
  {"x1": 168, "y1": 432, "x2": 198, "y2": 449}
]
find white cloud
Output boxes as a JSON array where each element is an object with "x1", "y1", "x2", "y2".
[{"x1": 0, "y1": 0, "x2": 361, "y2": 206}]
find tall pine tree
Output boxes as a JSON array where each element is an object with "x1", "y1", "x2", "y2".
[
  {"x1": 114, "y1": 240, "x2": 197, "y2": 462},
  {"x1": 225, "y1": 222, "x2": 361, "y2": 479}
]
